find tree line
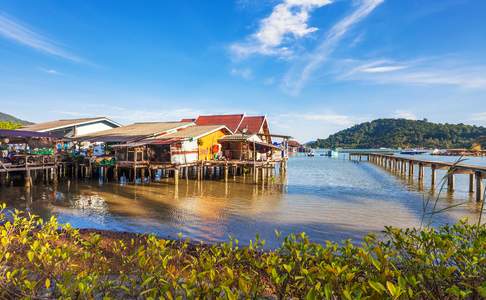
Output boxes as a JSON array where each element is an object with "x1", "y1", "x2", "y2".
[{"x1": 308, "y1": 118, "x2": 486, "y2": 149}]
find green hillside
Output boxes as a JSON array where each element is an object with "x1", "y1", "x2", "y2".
[
  {"x1": 308, "y1": 118, "x2": 486, "y2": 149},
  {"x1": 0, "y1": 112, "x2": 32, "y2": 125},
  {"x1": 0, "y1": 112, "x2": 32, "y2": 130}
]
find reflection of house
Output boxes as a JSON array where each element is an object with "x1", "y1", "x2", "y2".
[{"x1": 22, "y1": 117, "x2": 121, "y2": 138}]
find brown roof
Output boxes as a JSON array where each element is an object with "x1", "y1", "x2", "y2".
[
  {"x1": 195, "y1": 114, "x2": 244, "y2": 133},
  {"x1": 287, "y1": 140, "x2": 301, "y2": 147},
  {"x1": 238, "y1": 116, "x2": 266, "y2": 134},
  {"x1": 22, "y1": 117, "x2": 119, "y2": 132},
  {"x1": 79, "y1": 122, "x2": 193, "y2": 143}
]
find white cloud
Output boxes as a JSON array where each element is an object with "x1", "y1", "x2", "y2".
[
  {"x1": 338, "y1": 58, "x2": 486, "y2": 89},
  {"x1": 230, "y1": 67, "x2": 253, "y2": 79},
  {"x1": 283, "y1": 0, "x2": 384, "y2": 94},
  {"x1": 39, "y1": 67, "x2": 62, "y2": 75},
  {"x1": 231, "y1": 0, "x2": 332, "y2": 58},
  {"x1": 0, "y1": 12, "x2": 83, "y2": 63},
  {"x1": 393, "y1": 110, "x2": 417, "y2": 120},
  {"x1": 359, "y1": 65, "x2": 407, "y2": 73}
]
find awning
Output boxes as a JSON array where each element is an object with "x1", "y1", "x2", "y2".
[
  {"x1": 0, "y1": 129, "x2": 56, "y2": 139},
  {"x1": 253, "y1": 140, "x2": 282, "y2": 150}
]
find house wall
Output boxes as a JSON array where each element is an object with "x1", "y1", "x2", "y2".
[
  {"x1": 170, "y1": 141, "x2": 198, "y2": 164},
  {"x1": 198, "y1": 129, "x2": 227, "y2": 161}
]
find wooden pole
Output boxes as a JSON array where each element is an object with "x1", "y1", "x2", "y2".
[
  {"x1": 418, "y1": 163, "x2": 424, "y2": 181},
  {"x1": 431, "y1": 165, "x2": 436, "y2": 187},
  {"x1": 469, "y1": 174, "x2": 474, "y2": 193},
  {"x1": 174, "y1": 168, "x2": 179, "y2": 185},
  {"x1": 447, "y1": 172, "x2": 455, "y2": 192},
  {"x1": 475, "y1": 172, "x2": 483, "y2": 202}
]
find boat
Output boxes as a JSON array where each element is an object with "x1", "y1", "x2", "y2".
[
  {"x1": 307, "y1": 151, "x2": 315, "y2": 157},
  {"x1": 324, "y1": 150, "x2": 339, "y2": 157}
]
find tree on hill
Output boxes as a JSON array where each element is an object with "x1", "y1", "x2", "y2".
[
  {"x1": 0, "y1": 121, "x2": 23, "y2": 130},
  {"x1": 308, "y1": 118, "x2": 486, "y2": 149},
  {"x1": 0, "y1": 112, "x2": 32, "y2": 125}
]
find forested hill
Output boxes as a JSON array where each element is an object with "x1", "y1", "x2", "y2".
[
  {"x1": 308, "y1": 119, "x2": 486, "y2": 149},
  {"x1": 0, "y1": 112, "x2": 31, "y2": 125}
]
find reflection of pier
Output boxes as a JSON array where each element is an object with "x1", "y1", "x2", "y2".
[{"x1": 349, "y1": 153, "x2": 485, "y2": 202}]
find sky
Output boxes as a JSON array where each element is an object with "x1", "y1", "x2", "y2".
[{"x1": 0, "y1": 0, "x2": 485, "y2": 142}]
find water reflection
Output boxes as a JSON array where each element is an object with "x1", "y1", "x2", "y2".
[{"x1": 0, "y1": 155, "x2": 485, "y2": 247}]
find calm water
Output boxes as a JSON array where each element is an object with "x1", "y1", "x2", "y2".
[{"x1": 1, "y1": 153, "x2": 485, "y2": 247}]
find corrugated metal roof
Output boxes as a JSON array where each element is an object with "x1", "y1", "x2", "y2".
[
  {"x1": 159, "y1": 125, "x2": 230, "y2": 139},
  {"x1": 218, "y1": 133, "x2": 255, "y2": 142},
  {"x1": 80, "y1": 122, "x2": 194, "y2": 142},
  {"x1": 195, "y1": 114, "x2": 244, "y2": 133},
  {"x1": 21, "y1": 117, "x2": 120, "y2": 132}
]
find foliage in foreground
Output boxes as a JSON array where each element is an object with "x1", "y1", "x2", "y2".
[{"x1": 0, "y1": 205, "x2": 485, "y2": 299}]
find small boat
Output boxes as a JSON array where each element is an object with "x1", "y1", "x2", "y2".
[
  {"x1": 325, "y1": 150, "x2": 339, "y2": 157},
  {"x1": 307, "y1": 152, "x2": 315, "y2": 157}
]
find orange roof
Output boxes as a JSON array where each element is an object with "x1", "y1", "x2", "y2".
[
  {"x1": 238, "y1": 116, "x2": 266, "y2": 134},
  {"x1": 195, "y1": 114, "x2": 244, "y2": 133}
]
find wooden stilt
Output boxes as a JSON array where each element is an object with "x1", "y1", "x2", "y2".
[
  {"x1": 475, "y1": 172, "x2": 483, "y2": 202},
  {"x1": 431, "y1": 165, "x2": 436, "y2": 188},
  {"x1": 174, "y1": 168, "x2": 179, "y2": 185},
  {"x1": 447, "y1": 172, "x2": 455, "y2": 192}
]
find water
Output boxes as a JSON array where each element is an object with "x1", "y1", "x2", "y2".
[{"x1": 1, "y1": 154, "x2": 485, "y2": 248}]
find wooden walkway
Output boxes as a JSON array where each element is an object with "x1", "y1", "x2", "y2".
[{"x1": 349, "y1": 153, "x2": 485, "y2": 202}]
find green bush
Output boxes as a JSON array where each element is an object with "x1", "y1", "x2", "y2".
[
  {"x1": 0, "y1": 121, "x2": 22, "y2": 130},
  {"x1": 0, "y1": 204, "x2": 484, "y2": 299}
]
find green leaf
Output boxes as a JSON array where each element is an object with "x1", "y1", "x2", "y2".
[
  {"x1": 306, "y1": 287, "x2": 316, "y2": 300},
  {"x1": 27, "y1": 251, "x2": 34, "y2": 262},
  {"x1": 369, "y1": 280, "x2": 386, "y2": 294}
]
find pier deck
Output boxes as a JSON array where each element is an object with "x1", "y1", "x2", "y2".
[{"x1": 349, "y1": 153, "x2": 485, "y2": 202}]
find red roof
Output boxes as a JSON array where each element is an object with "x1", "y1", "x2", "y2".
[
  {"x1": 195, "y1": 114, "x2": 244, "y2": 133},
  {"x1": 180, "y1": 118, "x2": 196, "y2": 122},
  {"x1": 287, "y1": 140, "x2": 301, "y2": 147},
  {"x1": 238, "y1": 116, "x2": 266, "y2": 134}
]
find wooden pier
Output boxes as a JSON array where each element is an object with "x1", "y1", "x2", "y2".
[{"x1": 349, "y1": 153, "x2": 485, "y2": 202}]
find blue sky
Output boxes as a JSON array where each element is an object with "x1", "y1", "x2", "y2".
[{"x1": 0, "y1": 0, "x2": 485, "y2": 141}]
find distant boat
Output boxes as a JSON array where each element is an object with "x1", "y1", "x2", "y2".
[
  {"x1": 400, "y1": 149, "x2": 428, "y2": 155},
  {"x1": 307, "y1": 151, "x2": 315, "y2": 157}
]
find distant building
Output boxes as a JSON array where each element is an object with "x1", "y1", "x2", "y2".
[
  {"x1": 287, "y1": 140, "x2": 302, "y2": 153},
  {"x1": 22, "y1": 117, "x2": 121, "y2": 138}
]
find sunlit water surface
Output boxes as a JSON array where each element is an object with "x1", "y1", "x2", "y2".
[{"x1": 1, "y1": 153, "x2": 485, "y2": 247}]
